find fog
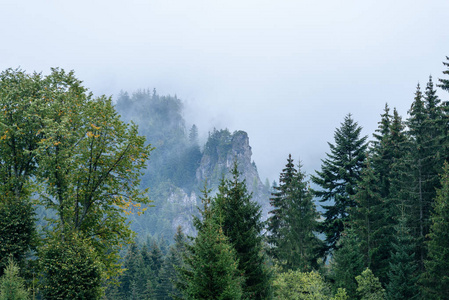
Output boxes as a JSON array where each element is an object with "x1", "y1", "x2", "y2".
[{"x1": 1, "y1": 0, "x2": 449, "y2": 182}]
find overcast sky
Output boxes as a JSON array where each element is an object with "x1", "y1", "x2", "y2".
[{"x1": 1, "y1": 0, "x2": 449, "y2": 182}]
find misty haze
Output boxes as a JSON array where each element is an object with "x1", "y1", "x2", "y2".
[{"x1": 1, "y1": 1, "x2": 449, "y2": 299}]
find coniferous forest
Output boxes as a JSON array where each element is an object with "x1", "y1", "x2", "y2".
[{"x1": 0, "y1": 57, "x2": 449, "y2": 299}]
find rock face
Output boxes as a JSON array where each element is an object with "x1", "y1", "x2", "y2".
[
  {"x1": 195, "y1": 129, "x2": 270, "y2": 217},
  {"x1": 132, "y1": 129, "x2": 270, "y2": 239}
]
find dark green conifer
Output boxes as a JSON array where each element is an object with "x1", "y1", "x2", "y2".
[
  {"x1": 387, "y1": 205, "x2": 419, "y2": 300},
  {"x1": 178, "y1": 185, "x2": 242, "y2": 300},
  {"x1": 311, "y1": 114, "x2": 368, "y2": 253},
  {"x1": 267, "y1": 154, "x2": 296, "y2": 259},
  {"x1": 437, "y1": 56, "x2": 449, "y2": 92},
  {"x1": 421, "y1": 162, "x2": 449, "y2": 299},
  {"x1": 277, "y1": 161, "x2": 321, "y2": 271},
  {"x1": 331, "y1": 228, "x2": 364, "y2": 299},
  {"x1": 214, "y1": 162, "x2": 272, "y2": 299}
]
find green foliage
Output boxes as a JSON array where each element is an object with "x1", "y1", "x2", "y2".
[
  {"x1": 213, "y1": 162, "x2": 272, "y2": 299},
  {"x1": 386, "y1": 206, "x2": 419, "y2": 300},
  {"x1": 312, "y1": 114, "x2": 368, "y2": 253},
  {"x1": 273, "y1": 269, "x2": 331, "y2": 300},
  {"x1": 178, "y1": 185, "x2": 243, "y2": 300},
  {"x1": 0, "y1": 198, "x2": 36, "y2": 277},
  {"x1": 32, "y1": 69, "x2": 153, "y2": 278},
  {"x1": 351, "y1": 161, "x2": 384, "y2": 271},
  {"x1": 355, "y1": 268, "x2": 385, "y2": 300},
  {"x1": 438, "y1": 56, "x2": 449, "y2": 92},
  {"x1": 40, "y1": 233, "x2": 103, "y2": 300},
  {"x1": 0, "y1": 257, "x2": 29, "y2": 300},
  {"x1": 155, "y1": 226, "x2": 187, "y2": 299},
  {"x1": 0, "y1": 69, "x2": 40, "y2": 276},
  {"x1": 268, "y1": 154, "x2": 296, "y2": 257},
  {"x1": 421, "y1": 162, "x2": 449, "y2": 299},
  {"x1": 331, "y1": 228, "x2": 364, "y2": 299},
  {"x1": 269, "y1": 155, "x2": 321, "y2": 271}
]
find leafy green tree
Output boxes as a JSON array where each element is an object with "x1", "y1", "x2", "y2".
[
  {"x1": 273, "y1": 269, "x2": 331, "y2": 300},
  {"x1": 0, "y1": 69, "x2": 41, "y2": 275},
  {"x1": 355, "y1": 268, "x2": 385, "y2": 300},
  {"x1": 312, "y1": 114, "x2": 368, "y2": 253},
  {"x1": 40, "y1": 233, "x2": 103, "y2": 300},
  {"x1": 0, "y1": 198, "x2": 36, "y2": 277},
  {"x1": 35, "y1": 69, "x2": 153, "y2": 278},
  {"x1": 178, "y1": 186, "x2": 243, "y2": 300},
  {"x1": 421, "y1": 162, "x2": 449, "y2": 299},
  {"x1": 214, "y1": 162, "x2": 272, "y2": 299},
  {"x1": 386, "y1": 205, "x2": 419, "y2": 300},
  {"x1": 0, "y1": 257, "x2": 30, "y2": 300},
  {"x1": 276, "y1": 160, "x2": 321, "y2": 271}
]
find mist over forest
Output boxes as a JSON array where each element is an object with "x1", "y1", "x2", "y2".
[{"x1": 2, "y1": 1, "x2": 449, "y2": 299}]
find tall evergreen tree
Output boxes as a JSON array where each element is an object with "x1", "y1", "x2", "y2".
[
  {"x1": 214, "y1": 162, "x2": 272, "y2": 299},
  {"x1": 403, "y1": 83, "x2": 441, "y2": 271},
  {"x1": 437, "y1": 56, "x2": 449, "y2": 92},
  {"x1": 421, "y1": 162, "x2": 449, "y2": 299},
  {"x1": 267, "y1": 154, "x2": 296, "y2": 259},
  {"x1": 351, "y1": 161, "x2": 383, "y2": 271},
  {"x1": 386, "y1": 205, "x2": 419, "y2": 300},
  {"x1": 331, "y1": 228, "x2": 364, "y2": 299},
  {"x1": 276, "y1": 160, "x2": 321, "y2": 271},
  {"x1": 311, "y1": 114, "x2": 368, "y2": 253},
  {"x1": 155, "y1": 226, "x2": 187, "y2": 299},
  {"x1": 178, "y1": 185, "x2": 242, "y2": 300}
]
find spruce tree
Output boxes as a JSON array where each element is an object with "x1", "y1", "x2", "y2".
[
  {"x1": 331, "y1": 228, "x2": 364, "y2": 299},
  {"x1": 437, "y1": 56, "x2": 449, "y2": 92},
  {"x1": 214, "y1": 162, "x2": 272, "y2": 299},
  {"x1": 276, "y1": 161, "x2": 321, "y2": 271},
  {"x1": 267, "y1": 154, "x2": 296, "y2": 259},
  {"x1": 421, "y1": 162, "x2": 449, "y2": 299},
  {"x1": 178, "y1": 186, "x2": 242, "y2": 300},
  {"x1": 0, "y1": 257, "x2": 29, "y2": 300},
  {"x1": 312, "y1": 114, "x2": 368, "y2": 253},
  {"x1": 403, "y1": 83, "x2": 441, "y2": 271},
  {"x1": 386, "y1": 205, "x2": 419, "y2": 300},
  {"x1": 351, "y1": 161, "x2": 383, "y2": 272},
  {"x1": 155, "y1": 226, "x2": 187, "y2": 299}
]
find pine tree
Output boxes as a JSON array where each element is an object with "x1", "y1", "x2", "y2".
[
  {"x1": 311, "y1": 114, "x2": 368, "y2": 253},
  {"x1": 267, "y1": 154, "x2": 296, "y2": 259},
  {"x1": 437, "y1": 56, "x2": 449, "y2": 92},
  {"x1": 351, "y1": 161, "x2": 384, "y2": 272},
  {"x1": 386, "y1": 205, "x2": 419, "y2": 300},
  {"x1": 214, "y1": 162, "x2": 272, "y2": 299},
  {"x1": 178, "y1": 185, "x2": 243, "y2": 300},
  {"x1": 402, "y1": 83, "x2": 441, "y2": 271},
  {"x1": 276, "y1": 161, "x2": 321, "y2": 271},
  {"x1": 155, "y1": 226, "x2": 187, "y2": 299},
  {"x1": 331, "y1": 228, "x2": 364, "y2": 299},
  {"x1": 0, "y1": 257, "x2": 29, "y2": 300},
  {"x1": 421, "y1": 162, "x2": 449, "y2": 299}
]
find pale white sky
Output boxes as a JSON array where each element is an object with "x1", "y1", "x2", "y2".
[{"x1": 1, "y1": 0, "x2": 449, "y2": 182}]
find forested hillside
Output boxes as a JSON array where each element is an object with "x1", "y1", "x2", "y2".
[
  {"x1": 1, "y1": 57, "x2": 449, "y2": 299},
  {"x1": 114, "y1": 89, "x2": 270, "y2": 238}
]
